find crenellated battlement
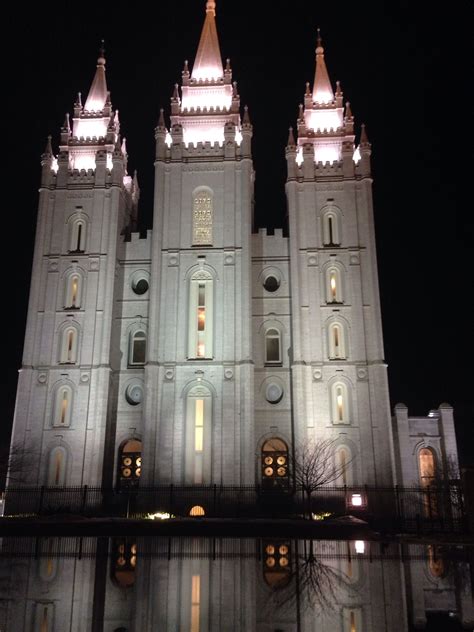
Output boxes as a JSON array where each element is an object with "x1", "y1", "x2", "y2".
[
  {"x1": 124, "y1": 229, "x2": 152, "y2": 260},
  {"x1": 252, "y1": 228, "x2": 289, "y2": 259}
]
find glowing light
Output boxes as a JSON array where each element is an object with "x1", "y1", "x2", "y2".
[
  {"x1": 313, "y1": 90, "x2": 334, "y2": 105},
  {"x1": 305, "y1": 109, "x2": 342, "y2": 133},
  {"x1": 295, "y1": 147, "x2": 303, "y2": 166},
  {"x1": 106, "y1": 153, "x2": 113, "y2": 170},
  {"x1": 71, "y1": 153, "x2": 96, "y2": 171},
  {"x1": 189, "y1": 505, "x2": 205, "y2": 516},
  {"x1": 351, "y1": 493, "x2": 363, "y2": 507},
  {"x1": 73, "y1": 118, "x2": 108, "y2": 140},
  {"x1": 235, "y1": 129, "x2": 243, "y2": 145},
  {"x1": 165, "y1": 132, "x2": 172, "y2": 147},
  {"x1": 181, "y1": 85, "x2": 232, "y2": 111},
  {"x1": 197, "y1": 342, "x2": 205, "y2": 357},
  {"x1": 146, "y1": 511, "x2": 172, "y2": 520},
  {"x1": 314, "y1": 144, "x2": 341, "y2": 164},
  {"x1": 191, "y1": 65, "x2": 223, "y2": 82},
  {"x1": 183, "y1": 123, "x2": 225, "y2": 146},
  {"x1": 312, "y1": 511, "x2": 332, "y2": 521},
  {"x1": 354, "y1": 540, "x2": 365, "y2": 554},
  {"x1": 353, "y1": 146, "x2": 361, "y2": 164},
  {"x1": 51, "y1": 157, "x2": 58, "y2": 173}
]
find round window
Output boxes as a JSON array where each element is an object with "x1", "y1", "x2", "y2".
[
  {"x1": 125, "y1": 383, "x2": 143, "y2": 406},
  {"x1": 265, "y1": 383, "x2": 283, "y2": 404},
  {"x1": 263, "y1": 275, "x2": 280, "y2": 293},
  {"x1": 132, "y1": 277, "x2": 149, "y2": 295}
]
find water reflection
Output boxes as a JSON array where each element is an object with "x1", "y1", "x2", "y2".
[{"x1": 0, "y1": 538, "x2": 472, "y2": 630}]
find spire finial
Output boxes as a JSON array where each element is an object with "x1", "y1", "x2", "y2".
[
  {"x1": 172, "y1": 83, "x2": 179, "y2": 101},
  {"x1": 360, "y1": 123, "x2": 370, "y2": 145},
  {"x1": 44, "y1": 134, "x2": 53, "y2": 156},
  {"x1": 305, "y1": 82, "x2": 311, "y2": 96},
  {"x1": 206, "y1": 0, "x2": 216, "y2": 15},
  {"x1": 313, "y1": 29, "x2": 334, "y2": 103},
  {"x1": 335, "y1": 80, "x2": 342, "y2": 97},
  {"x1": 242, "y1": 105, "x2": 251, "y2": 125},
  {"x1": 225, "y1": 58, "x2": 231, "y2": 72},
  {"x1": 345, "y1": 101, "x2": 353, "y2": 119},
  {"x1": 98, "y1": 39, "x2": 106, "y2": 66},
  {"x1": 316, "y1": 27, "x2": 323, "y2": 50},
  {"x1": 287, "y1": 126, "x2": 296, "y2": 147},
  {"x1": 298, "y1": 103, "x2": 304, "y2": 120},
  {"x1": 183, "y1": 59, "x2": 189, "y2": 74},
  {"x1": 158, "y1": 108, "x2": 166, "y2": 128}
]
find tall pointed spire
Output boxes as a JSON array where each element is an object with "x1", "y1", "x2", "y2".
[
  {"x1": 191, "y1": 1, "x2": 224, "y2": 81},
  {"x1": 312, "y1": 29, "x2": 334, "y2": 104},
  {"x1": 84, "y1": 40, "x2": 108, "y2": 111}
]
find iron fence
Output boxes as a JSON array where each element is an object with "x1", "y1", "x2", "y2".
[{"x1": 0, "y1": 483, "x2": 467, "y2": 534}]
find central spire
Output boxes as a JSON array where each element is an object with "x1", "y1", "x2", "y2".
[
  {"x1": 312, "y1": 29, "x2": 334, "y2": 104},
  {"x1": 84, "y1": 41, "x2": 108, "y2": 111},
  {"x1": 191, "y1": 1, "x2": 224, "y2": 81}
]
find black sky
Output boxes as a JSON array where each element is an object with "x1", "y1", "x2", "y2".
[{"x1": 5, "y1": 2, "x2": 471, "y2": 466}]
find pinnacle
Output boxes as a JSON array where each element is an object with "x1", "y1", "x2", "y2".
[{"x1": 287, "y1": 126, "x2": 296, "y2": 147}]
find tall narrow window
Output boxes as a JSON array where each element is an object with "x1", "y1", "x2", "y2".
[
  {"x1": 118, "y1": 439, "x2": 142, "y2": 489},
  {"x1": 39, "y1": 538, "x2": 58, "y2": 581},
  {"x1": 185, "y1": 387, "x2": 212, "y2": 484},
  {"x1": 70, "y1": 219, "x2": 87, "y2": 252},
  {"x1": 331, "y1": 382, "x2": 350, "y2": 424},
  {"x1": 53, "y1": 385, "x2": 72, "y2": 427},
  {"x1": 65, "y1": 273, "x2": 82, "y2": 309},
  {"x1": 191, "y1": 575, "x2": 200, "y2": 632},
  {"x1": 336, "y1": 447, "x2": 352, "y2": 485},
  {"x1": 265, "y1": 328, "x2": 281, "y2": 364},
  {"x1": 129, "y1": 331, "x2": 147, "y2": 366},
  {"x1": 34, "y1": 602, "x2": 54, "y2": 632},
  {"x1": 326, "y1": 267, "x2": 343, "y2": 303},
  {"x1": 188, "y1": 272, "x2": 213, "y2": 359},
  {"x1": 343, "y1": 608, "x2": 361, "y2": 632},
  {"x1": 419, "y1": 447, "x2": 438, "y2": 517},
  {"x1": 48, "y1": 447, "x2": 67, "y2": 486},
  {"x1": 328, "y1": 322, "x2": 346, "y2": 359},
  {"x1": 192, "y1": 189, "x2": 213, "y2": 246},
  {"x1": 60, "y1": 326, "x2": 78, "y2": 364},
  {"x1": 323, "y1": 211, "x2": 341, "y2": 246},
  {"x1": 427, "y1": 545, "x2": 446, "y2": 578}
]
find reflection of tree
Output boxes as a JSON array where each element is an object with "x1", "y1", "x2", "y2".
[
  {"x1": 0, "y1": 442, "x2": 39, "y2": 487},
  {"x1": 292, "y1": 439, "x2": 353, "y2": 518},
  {"x1": 264, "y1": 540, "x2": 355, "y2": 616}
]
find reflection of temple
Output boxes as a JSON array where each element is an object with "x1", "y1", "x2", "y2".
[
  {"x1": 1, "y1": 538, "x2": 473, "y2": 630},
  {"x1": 6, "y1": 0, "x2": 470, "y2": 629}
]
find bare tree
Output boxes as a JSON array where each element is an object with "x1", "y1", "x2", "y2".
[
  {"x1": 292, "y1": 438, "x2": 353, "y2": 518},
  {"x1": 0, "y1": 442, "x2": 39, "y2": 488}
]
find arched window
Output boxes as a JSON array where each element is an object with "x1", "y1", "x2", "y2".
[
  {"x1": 427, "y1": 545, "x2": 447, "y2": 578},
  {"x1": 53, "y1": 385, "x2": 73, "y2": 427},
  {"x1": 265, "y1": 328, "x2": 281, "y2": 364},
  {"x1": 188, "y1": 271, "x2": 213, "y2": 359},
  {"x1": 419, "y1": 447, "x2": 438, "y2": 517},
  {"x1": 331, "y1": 382, "x2": 350, "y2": 424},
  {"x1": 262, "y1": 540, "x2": 291, "y2": 588},
  {"x1": 64, "y1": 272, "x2": 83, "y2": 309},
  {"x1": 47, "y1": 447, "x2": 67, "y2": 486},
  {"x1": 60, "y1": 326, "x2": 78, "y2": 364},
  {"x1": 129, "y1": 331, "x2": 147, "y2": 366},
  {"x1": 192, "y1": 189, "x2": 213, "y2": 246},
  {"x1": 33, "y1": 603, "x2": 54, "y2": 632},
  {"x1": 336, "y1": 446, "x2": 353, "y2": 485},
  {"x1": 118, "y1": 439, "x2": 142, "y2": 489},
  {"x1": 112, "y1": 538, "x2": 137, "y2": 588},
  {"x1": 70, "y1": 218, "x2": 87, "y2": 253},
  {"x1": 328, "y1": 322, "x2": 346, "y2": 359},
  {"x1": 326, "y1": 266, "x2": 343, "y2": 303},
  {"x1": 322, "y1": 211, "x2": 341, "y2": 246},
  {"x1": 189, "y1": 505, "x2": 205, "y2": 517},
  {"x1": 261, "y1": 438, "x2": 289, "y2": 489},
  {"x1": 185, "y1": 386, "x2": 212, "y2": 484}
]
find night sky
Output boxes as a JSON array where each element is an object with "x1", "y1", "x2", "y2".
[{"x1": 5, "y1": 2, "x2": 471, "y2": 466}]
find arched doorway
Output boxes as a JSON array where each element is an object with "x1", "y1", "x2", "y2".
[
  {"x1": 261, "y1": 438, "x2": 289, "y2": 489},
  {"x1": 118, "y1": 439, "x2": 142, "y2": 489}
]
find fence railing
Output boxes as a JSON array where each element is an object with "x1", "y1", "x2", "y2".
[{"x1": 0, "y1": 483, "x2": 467, "y2": 534}]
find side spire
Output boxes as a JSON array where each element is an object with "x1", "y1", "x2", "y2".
[
  {"x1": 191, "y1": 1, "x2": 224, "y2": 81},
  {"x1": 312, "y1": 29, "x2": 334, "y2": 104},
  {"x1": 84, "y1": 40, "x2": 108, "y2": 111}
]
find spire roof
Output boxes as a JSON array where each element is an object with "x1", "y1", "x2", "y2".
[
  {"x1": 84, "y1": 41, "x2": 108, "y2": 111},
  {"x1": 191, "y1": 1, "x2": 224, "y2": 81},
  {"x1": 312, "y1": 29, "x2": 334, "y2": 104}
]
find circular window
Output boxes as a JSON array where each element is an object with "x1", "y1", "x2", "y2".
[
  {"x1": 125, "y1": 383, "x2": 143, "y2": 405},
  {"x1": 132, "y1": 277, "x2": 149, "y2": 295},
  {"x1": 263, "y1": 275, "x2": 280, "y2": 293},
  {"x1": 266, "y1": 382, "x2": 283, "y2": 404}
]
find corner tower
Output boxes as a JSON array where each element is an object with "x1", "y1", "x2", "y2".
[
  {"x1": 143, "y1": 1, "x2": 255, "y2": 485},
  {"x1": 9, "y1": 47, "x2": 136, "y2": 487},
  {"x1": 285, "y1": 32, "x2": 396, "y2": 486}
]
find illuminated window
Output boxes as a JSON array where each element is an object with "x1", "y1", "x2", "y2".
[
  {"x1": 191, "y1": 575, "x2": 201, "y2": 632},
  {"x1": 192, "y1": 189, "x2": 213, "y2": 246},
  {"x1": 118, "y1": 439, "x2": 142, "y2": 489},
  {"x1": 263, "y1": 540, "x2": 291, "y2": 588},
  {"x1": 129, "y1": 331, "x2": 147, "y2": 366},
  {"x1": 34, "y1": 602, "x2": 54, "y2": 632},
  {"x1": 112, "y1": 538, "x2": 137, "y2": 588},
  {"x1": 65, "y1": 273, "x2": 82, "y2": 309},
  {"x1": 189, "y1": 505, "x2": 205, "y2": 517},
  {"x1": 38, "y1": 538, "x2": 58, "y2": 581},
  {"x1": 326, "y1": 266, "x2": 343, "y2": 303},
  {"x1": 60, "y1": 326, "x2": 78, "y2": 364},
  {"x1": 47, "y1": 447, "x2": 67, "y2": 486},
  {"x1": 328, "y1": 322, "x2": 346, "y2": 359},
  {"x1": 188, "y1": 272, "x2": 213, "y2": 359},
  {"x1": 265, "y1": 328, "x2": 281, "y2": 364},
  {"x1": 419, "y1": 447, "x2": 438, "y2": 517},
  {"x1": 70, "y1": 218, "x2": 87, "y2": 253},
  {"x1": 427, "y1": 545, "x2": 446, "y2": 578},
  {"x1": 53, "y1": 385, "x2": 73, "y2": 427},
  {"x1": 262, "y1": 438, "x2": 289, "y2": 489},
  {"x1": 343, "y1": 608, "x2": 362, "y2": 632},
  {"x1": 185, "y1": 387, "x2": 212, "y2": 484},
  {"x1": 331, "y1": 382, "x2": 350, "y2": 424},
  {"x1": 323, "y1": 211, "x2": 341, "y2": 246}
]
